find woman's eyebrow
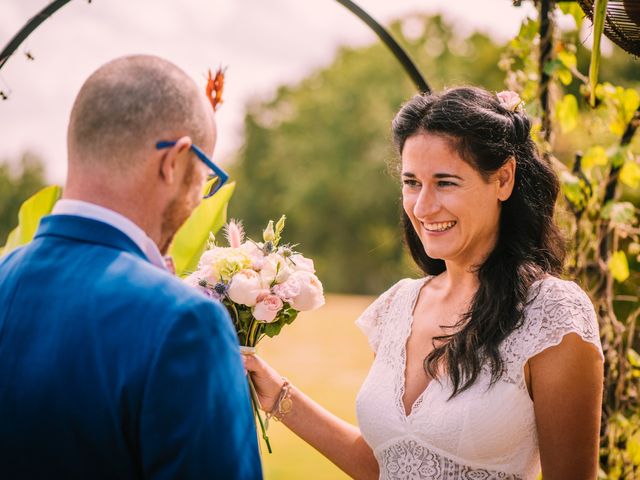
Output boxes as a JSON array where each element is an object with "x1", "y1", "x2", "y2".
[{"x1": 434, "y1": 173, "x2": 463, "y2": 180}]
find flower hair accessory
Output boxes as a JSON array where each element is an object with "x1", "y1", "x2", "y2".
[{"x1": 496, "y1": 90, "x2": 524, "y2": 113}]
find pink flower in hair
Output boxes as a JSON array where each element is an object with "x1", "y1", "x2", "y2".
[{"x1": 496, "y1": 90, "x2": 524, "y2": 113}]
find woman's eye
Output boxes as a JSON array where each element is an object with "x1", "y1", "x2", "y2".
[
  {"x1": 402, "y1": 179, "x2": 420, "y2": 187},
  {"x1": 437, "y1": 181, "x2": 457, "y2": 187}
]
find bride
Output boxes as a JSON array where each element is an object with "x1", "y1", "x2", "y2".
[{"x1": 244, "y1": 86, "x2": 604, "y2": 480}]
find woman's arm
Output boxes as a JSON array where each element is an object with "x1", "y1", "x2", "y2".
[
  {"x1": 528, "y1": 332, "x2": 604, "y2": 480},
  {"x1": 243, "y1": 354, "x2": 379, "y2": 480}
]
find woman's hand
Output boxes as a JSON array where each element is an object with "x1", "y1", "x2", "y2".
[
  {"x1": 241, "y1": 353, "x2": 286, "y2": 412},
  {"x1": 243, "y1": 352, "x2": 378, "y2": 480}
]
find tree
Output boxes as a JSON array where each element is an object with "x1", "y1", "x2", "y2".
[{"x1": 0, "y1": 152, "x2": 46, "y2": 245}]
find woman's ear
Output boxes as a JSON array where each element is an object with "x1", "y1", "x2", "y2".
[
  {"x1": 497, "y1": 156, "x2": 516, "y2": 202},
  {"x1": 158, "y1": 136, "x2": 192, "y2": 186}
]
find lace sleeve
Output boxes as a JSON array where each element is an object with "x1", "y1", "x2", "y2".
[
  {"x1": 522, "y1": 278, "x2": 603, "y2": 363},
  {"x1": 502, "y1": 277, "x2": 603, "y2": 386},
  {"x1": 355, "y1": 279, "x2": 411, "y2": 353}
]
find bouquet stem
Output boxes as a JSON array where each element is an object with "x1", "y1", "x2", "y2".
[{"x1": 247, "y1": 375, "x2": 272, "y2": 454}]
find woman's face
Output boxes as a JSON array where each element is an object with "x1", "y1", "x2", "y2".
[{"x1": 401, "y1": 132, "x2": 514, "y2": 269}]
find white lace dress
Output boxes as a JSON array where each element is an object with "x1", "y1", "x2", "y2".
[{"x1": 355, "y1": 276, "x2": 603, "y2": 480}]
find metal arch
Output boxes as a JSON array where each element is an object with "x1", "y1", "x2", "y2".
[
  {"x1": 0, "y1": 0, "x2": 430, "y2": 93},
  {"x1": 0, "y1": 0, "x2": 72, "y2": 70},
  {"x1": 334, "y1": 0, "x2": 430, "y2": 93}
]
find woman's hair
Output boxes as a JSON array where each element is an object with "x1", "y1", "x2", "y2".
[{"x1": 391, "y1": 86, "x2": 565, "y2": 397}]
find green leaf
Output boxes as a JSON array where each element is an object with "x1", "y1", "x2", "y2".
[
  {"x1": 558, "y1": 50, "x2": 577, "y2": 70},
  {"x1": 543, "y1": 57, "x2": 572, "y2": 85},
  {"x1": 555, "y1": 94, "x2": 579, "y2": 133},
  {"x1": 169, "y1": 182, "x2": 235, "y2": 277},
  {"x1": 557, "y1": 68, "x2": 572, "y2": 86},
  {"x1": 628, "y1": 433, "x2": 640, "y2": 466},
  {"x1": 0, "y1": 185, "x2": 62, "y2": 257},
  {"x1": 560, "y1": 170, "x2": 589, "y2": 209},
  {"x1": 622, "y1": 88, "x2": 640, "y2": 124},
  {"x1": 582, "y1": 146, "x2": 608, "y2": 170},
  {"x1": 601, "y1": 201, "x2": 637, "y2": 224},
  {"x1": 620, "y1": 161, "x2": 640, "y2": 189},
  {"x1": 628, "y1": 349, "x2": 640, "y2": 369},
  {"x1": 608, "y1": 250, "x2": 630, "y2": 283},
  {"x1": 610, "y1": 147, "x2": 631, "y2": 168},
  {"x1": 543, "y1": 59, "x2": 563, "y2": 76},
  {"x1": 588, "y1": 0, "x2": 609, "y2": 107},
  {"x1": 263, "y1": 317, "x2": 286, "y2": 337}
]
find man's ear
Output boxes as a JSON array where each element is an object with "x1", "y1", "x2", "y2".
[
  {"x1": 158, "y1": 136, "x2": 192, "y2": 186},
  {"x1": 497, "y1": 156, "x2": 516, "y2": 202}
]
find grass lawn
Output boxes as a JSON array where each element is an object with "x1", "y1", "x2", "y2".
[{"x1": 256, "y1": 293, "x2": 376, "y2": 479}]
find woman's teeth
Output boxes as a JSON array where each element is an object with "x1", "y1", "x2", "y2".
[{"x1": 424, "y1": 221, "x2": 456, "y2": 232}]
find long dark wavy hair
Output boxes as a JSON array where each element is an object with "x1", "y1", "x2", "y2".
[{"x1": 391, "y1": 86, "x2": 566, "y2": 397}]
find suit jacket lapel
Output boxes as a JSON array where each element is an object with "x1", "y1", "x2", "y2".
[{"x1": 35, "y1": 214, "x2": 149, "y2": 262}]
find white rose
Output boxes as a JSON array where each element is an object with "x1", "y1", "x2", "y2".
[
  {"x1": 260, "y1": 253, "x2": 291, "y2": 286},
  {"x1": 240, "y1": 242, "x2": 266, "y2": 270},
  {"x1": 289, "y1": 254, "x2": 315, "y2": 273},
  {"x1": 288, "y1": 270, "x2": 325, "y2": 311},
  {"x1": 227, "y1": 269, "x2": 265, "y2": 306}
]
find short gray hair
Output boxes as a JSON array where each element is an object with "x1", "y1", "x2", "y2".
[{"x1": 68, "y1": 55, "x2": 209, "y2": 170}]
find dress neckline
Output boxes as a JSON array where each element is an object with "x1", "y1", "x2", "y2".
[{"x1": 399, "y1": 276, "x2": 436, "y2": 418}]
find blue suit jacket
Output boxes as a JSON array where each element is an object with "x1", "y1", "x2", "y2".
[{"x1": 0, "y1": 215, "x2": 262, "y2": 479}]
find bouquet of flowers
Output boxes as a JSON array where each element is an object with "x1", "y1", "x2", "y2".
[{"x1": 185, "y1": 215, "x2": 325, "y2": 452}]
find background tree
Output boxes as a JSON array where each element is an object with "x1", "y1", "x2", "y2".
[{"x1": 0, "y1": 152, "x2": 46, "y2": 245}]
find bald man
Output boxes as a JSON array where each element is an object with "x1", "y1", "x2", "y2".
[{"x1": 0, "y1": 55, "x2": 262, "y2": 479}]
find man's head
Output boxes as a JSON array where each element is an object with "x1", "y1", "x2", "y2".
[{"x1": 66, "y1": 54, "x2": 216, "y2": 253}]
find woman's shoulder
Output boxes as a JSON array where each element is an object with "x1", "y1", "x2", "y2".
[
  {"x1": 499, "y1": 275, "x2": 602, "y2": 385},
  {"x1": 355, "y1": 276, "x2": 428, "y2": 352},
  {"x1": 525, "y1": 275, "x2": 596, "y2": 325},
  {"x1": 515, "y1": 275, "x2": 602, "y2": 359}
]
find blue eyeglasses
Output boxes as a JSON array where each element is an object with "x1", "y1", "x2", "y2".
[{"x1": 156, "y1": 141, "x2": 229, "y2": 198}]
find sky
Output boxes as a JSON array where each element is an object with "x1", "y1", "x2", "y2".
[{"x1": 0, "y1": 0, "x2": 537, "y2": 183}]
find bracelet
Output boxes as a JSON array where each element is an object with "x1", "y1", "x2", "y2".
[{"x1": 265, "y1": 378, "x2": 292, "y2": 429}]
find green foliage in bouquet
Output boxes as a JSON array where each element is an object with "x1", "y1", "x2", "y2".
[{"x1": 501, "y1": 3, "x2": 640, "y2": 477}]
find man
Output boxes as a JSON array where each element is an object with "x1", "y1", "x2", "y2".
[{"x1": 0, "y1": 55, "x2": 262, "y2": 479}]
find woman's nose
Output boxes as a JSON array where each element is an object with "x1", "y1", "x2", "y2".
[{"x1": 413, "y1": 186, "x2": 440, "y2": 219}]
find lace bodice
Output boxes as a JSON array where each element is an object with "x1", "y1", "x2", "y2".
[{"x1": 355, "y1": 276, "x2": 603, "y2": 480}]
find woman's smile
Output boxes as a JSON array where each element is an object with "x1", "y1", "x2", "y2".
[{"x1": 422, "y1": 220, "x2": 457, "y2": 233}]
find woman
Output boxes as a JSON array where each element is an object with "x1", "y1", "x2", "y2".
[{"x1": 244, "y1": 86, "x2": 604, "y2": 480}]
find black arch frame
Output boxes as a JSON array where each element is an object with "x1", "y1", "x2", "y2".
[{"x1": 0, "y1": 0, "x2": 430, "y2": 93}]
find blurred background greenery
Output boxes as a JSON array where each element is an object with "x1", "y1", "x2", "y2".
[
  {"x1": 2, "y1": 8, "x2": 640, "y2": 479},
  {"x1": 2, "y1": 13, "x2": 638, "y2": 295}
]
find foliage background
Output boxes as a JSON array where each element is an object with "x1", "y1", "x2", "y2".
[
  {"x1": 228, "y1": 12, "x2": 639, "y2": 296},
  {"x1": 2, "y1": 5, "x2": 639, "y2": 479}
]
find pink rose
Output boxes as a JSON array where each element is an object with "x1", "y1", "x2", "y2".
[
  {"x1": 252, "y1": 294, "x2": 283, "y2": 323},
  {"x1": 288, "y1": 270, "x2": 325, "y2": 311},
  {"x1": 272, "y1": 277, "x2": 302, "y2": 303},
  {"x1": 289, "y1": 254, "x2": 315, "y2": 273},
  {"x1": 496, "y1": 90, "x2": 523, "y2": 113}
]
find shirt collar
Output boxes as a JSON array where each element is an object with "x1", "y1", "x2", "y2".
[{"x1": 52, "y1": 199, "x2": 167, "y2": 271}]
